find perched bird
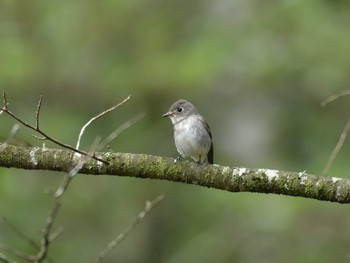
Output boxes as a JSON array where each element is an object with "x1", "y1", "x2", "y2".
[{"x1": 163, "y1": 99, "x2": 213, "y2": 164}]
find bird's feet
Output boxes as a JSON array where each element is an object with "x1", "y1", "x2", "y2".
[
  {"x1": 195, "y1": 160, "x2": 203, "y2": 166},
  {"x1": 174, "y1": 155, "x2": 183, "y2": 163}
]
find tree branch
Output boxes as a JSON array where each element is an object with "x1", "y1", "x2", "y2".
[
  {"x1": 96, "y1": 194, "x2": 165, "y2": 262},
  {"x1": 1, "y1": 143, "x2": 349, "y2": 204}
]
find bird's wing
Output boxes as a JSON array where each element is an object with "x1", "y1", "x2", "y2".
[{"x1": 199, "y1": 115, "x2": 214, "y2": 164}]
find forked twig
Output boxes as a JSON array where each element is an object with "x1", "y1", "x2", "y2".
[
  {"x1": 0, "y1": 93, "x2": 109, "y2": 164},
  {"x1": 33, "y1": 198, "x2": 61, "y2": 263},
  {"x1": 1, "y1": 92, "x2": 144, "y2": 262},
  {"x1": 76, "y1": 95, "x2": 132, "y2": 150},
  {"x1": 31, "y1": 95, "x2": 141, "y2": 263},
  {"x1": 1, "y1": 217, "x2": 55, "y2": 263},
  {"x1": 1, "y1": 93, "x2": 135, "y2": 164},
  {"x1": 96, "y1": 195, "x2": 165, "y2": 263},
  {"x1": 33, "y1": 137, "x2": 104, "y2": 263},
  {"x1": 31, "y1": 159, "x2": 88, "y2": 262},
  {"x1": 2, "y1": 217, "x2": 39, "y2": 252},
  {"x1": 33, "y1": 139, "x2": 105, "y2": 262},
  {"x1": 0, "y1": 243, "x2": 32, "y2": 262}
]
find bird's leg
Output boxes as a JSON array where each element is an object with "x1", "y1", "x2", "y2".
[
  {"x1": 174, "y1": 154, "x2": 183, "y2": 163},
  {"x1": 195, "y1": 155, "x2": 203, "y2": 165}
]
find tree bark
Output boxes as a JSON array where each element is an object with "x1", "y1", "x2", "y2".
[{"x1": 1, "y1": 142, "x2": 349, "y2": 204}]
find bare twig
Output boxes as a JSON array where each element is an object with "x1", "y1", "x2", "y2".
[
  {"x1": 48, "y1": 226, "x2": 64, "y2": 242},
  {"x1": 0, "y1": 124, "x2": 21, "y2": 153},
  {"x1": 0, "y1": 243, "x2": 32, "y2": 262},
  {"x1": 76, "y1": 95, "x2": 132, "y2": 150},
  {"x1": 2, "y1": 93, "x2": 8, "y2": 110},
  {"x1": 54, "y1": 159, "x2": 84, "y2": 199},
  {"x1": 31, "y1": 151, "x2": 91, "y2": 262},
  {"x1": 99, "y1": 112, "x2": 145, "y2": 150},
  {"x1": 2, "y1": 217, "x2": 39, "y2": 251},
  {"x1": 36, "y1": 110, "x2": 144, "y2": 261},
  {"x1": 33, "y1": 198, "x2": 61, "y2": 263},
  {"x1": 7, "y1": 124, "x2": 20, "y2": 142},
  {"x1": 1, "y1": 218, "x2": 55, "y2": 263},
  {"x1": 0, "y1": 93, "x2": 109, "y2": 164},
  {"x1": 35, "y1": 95, "x2": 44, "y2": 130},
  {"x1": 0, "y1": 252, "x2": 18, "y2": 263},
  {"x1": 0, "y1": 124, "x2": 20, "y2": 150},
  {"x1": 32, "y1": 96, "x2": 138, "y2": 262},
  {"x1": 32, "y1": 136, "x2": 47, "y2": 141},
  {"x1": 96, "y1": 195, "x2": 165, "y2": 263},
  {"x1": 321, "y1": 90, "x2": 350, "y2": 176},
  {"x1": 33, "y1": 147, "x2": 93, "y2": 263},
  {"x1": 1, "y1": 93, "x2": 144, "y2": 262},
  {"x1": 321, "y1": 90, "x2": 350, "y2": 106},
  {"x1": 322, "y1": 117, "x2": 350, "y2": 176}
]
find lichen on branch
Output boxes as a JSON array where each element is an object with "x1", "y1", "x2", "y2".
[{"x1": 1, "y1": 143, "x2": 349, "y2": 204}]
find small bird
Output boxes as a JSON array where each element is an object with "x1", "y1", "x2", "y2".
[{"x1": 163, "y1": 99, "x2": 213, "y2": 164}]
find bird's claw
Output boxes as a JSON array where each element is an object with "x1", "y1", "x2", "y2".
[{"x1": 174, "y1": 155, "x2": 183, "y2": 163}]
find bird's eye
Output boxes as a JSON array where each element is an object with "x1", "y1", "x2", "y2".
[{"x1": 177, "y1": 107, "x2": 184, "y2": 113}]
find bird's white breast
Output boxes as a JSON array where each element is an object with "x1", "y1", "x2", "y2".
[{"x1": 173, "y1": 115, "x2": 211, "y2": 162}]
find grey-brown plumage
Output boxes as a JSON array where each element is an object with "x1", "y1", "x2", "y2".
[{"x1": 163, "y1": 99, "x2": 213, "y2": 164}]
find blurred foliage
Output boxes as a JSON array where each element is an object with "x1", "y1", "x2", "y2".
[{"x1": 1, "y1": 0, "x2": 350, "y2": 262}]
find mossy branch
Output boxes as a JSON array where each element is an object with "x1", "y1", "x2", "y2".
[{"x1": 1, "y1": 143, "x2": 349, "y2": 204}]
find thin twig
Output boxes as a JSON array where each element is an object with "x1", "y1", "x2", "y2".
[
  {"x1": 2, "y1": 217, "x2": 39, "y2": 251},
  {"x1": 99, "y1": 112, "x2": 145, "y2": 150},
  {"x1": 0, "y1": 252, "x2": 17, "y2": 263},
  {"x1": 0, "y1": 93, "x2": 8, "y2": 115},
  {"x1": 0, "y1": 243, "x2": 32, "y2": 262},
  {"x1": 96, "y1": 195, "x2": 165, "y2": 263},
  {"x1": 48, "y1": 227, "x2": 64, "y2": 242},
  {"x1": 1, "y1": 93, "x2": 108, "y2": 164},
  {"x1": 321, "y1": 90, "x2": 350, "y2": 106},
  {"x1": 34, "y1": 146, "x2": 94, "y2": 262},
  {"x1": 321, "y1": 90, "x2": 350, "y2": 175},
  {"x1": 34, "y1": 103, "x2": 142, "y2": 261},
  {"x1": 33, "y1": 137, "x2": 100, "y2": 262},
  {"x1": 32, "y1": 136, "x2": 47, "y2": 141},
  {"x1": 0, "y1": 124, "x2": 21, "y2": 149},
  {"x1": 76, "y1": 95, "x2": 132, "y2": 150},
  {"x1": 2, "y1": 93, "x2": 8, "y2": 109},
  {"x1": 32, "y1": 198, "x2": 61, "y2": 263},
  {"x1": 35, "y1": 95, "x2": 44, "y2": 130},
  {"x1": 1, "y1": 92, "x2": 143, "y2": 263},
  {"x1": 322, "y1": 117, "x2": 350, "y2": 176},
  {"x1": 1, "y1": 209, "x2": 54, "y2": 263}
]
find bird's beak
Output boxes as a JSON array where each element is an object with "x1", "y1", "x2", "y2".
[{"x1": 162, "y1": 111, "x2": 173, "y2": 117}]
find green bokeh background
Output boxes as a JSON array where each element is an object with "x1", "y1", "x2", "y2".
[{"x1": 1, "y1": 1, "x2": 350, "y2": 262}]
